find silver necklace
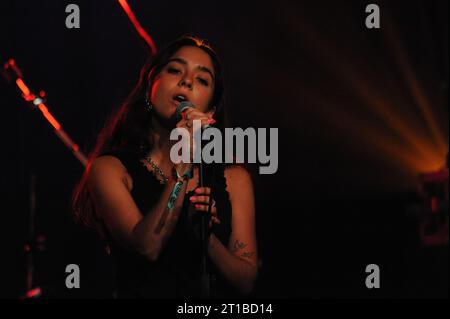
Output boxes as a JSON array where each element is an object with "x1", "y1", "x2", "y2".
[{"x1": 142, "y1": 156, "x2": 169, "y2": 184}]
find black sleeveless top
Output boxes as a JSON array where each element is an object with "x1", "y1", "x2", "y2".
[{"x1": 99, "y1": 150, "x2": 234, "y2": 298}]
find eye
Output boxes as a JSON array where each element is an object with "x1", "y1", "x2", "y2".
[
  {"x1": 197, "y1": 77, "x2": 209, "y2": 86},
  {"x1": 167, "y1": 67, "x2": 181, "y2": 74}
]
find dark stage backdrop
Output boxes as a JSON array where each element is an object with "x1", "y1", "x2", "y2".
[{"x1": 0, "y1": 0, "x2": 448, "y2": 298}]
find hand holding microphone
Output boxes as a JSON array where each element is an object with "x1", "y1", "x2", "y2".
[
  {"x1": 174, "y1": 101, "x2": 216, "y2": 163},
  {"x1": 176, "y1": 101, "x2": 216, "y2": 129}
]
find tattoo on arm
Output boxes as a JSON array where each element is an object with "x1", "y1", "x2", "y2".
[
  {"x1": 232, "y1": 240, "x2": 247, "y2": 252},
  {"x1": 231, "y1": 240, "x2": 255, "y2": 259},
  {"x1": 241, "y1": 251, "x2": 255, "y2": 259}
]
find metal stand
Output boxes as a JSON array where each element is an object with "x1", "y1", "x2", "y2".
[
  {"x1": 2, "y1": 59, "x2": 87, "y2": 298},
  {"x1": 199, "y1": 161, "x2": 216, "y2": 298},
  {"x1": 198, "y1": 162, "x2": 210, "y2": 298}
]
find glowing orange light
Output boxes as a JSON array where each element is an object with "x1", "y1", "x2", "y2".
[
  {"x1": 16, "y1": 78, "x2": 30, "y2": 96},
  {"x1": 24, "y1": 94, "x2": 35, "y2": 102},
  {"x1": 118, "y1": 0, "x2": 157, "y2": 56},
  {"x1": 7, "y1": 58, "x2": 88, "y2": 167},
  {"x1": 277, "y1": 7, "x2": 448, "y2": 189},
  {"x1": 38, "y1": 103, "x2": 61, "y2": 130}
]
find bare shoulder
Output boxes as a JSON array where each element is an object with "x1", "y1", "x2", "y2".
[
  {"x1": 224, "y1": 165, "x2": 254, "y2": 201},
  {"x1": 89, "y1": 155, "x2": 127, "y2": 176},
  {"x1": 88, "y1": 155, "x2": 132, "y2": 190},
  {"x1": 225, "y1": 165, "x2": 252, "y2": 184}
]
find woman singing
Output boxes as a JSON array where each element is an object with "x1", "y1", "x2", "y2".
[{"x1": 72, "y1": 35, "x2": 258, "y2": 298}]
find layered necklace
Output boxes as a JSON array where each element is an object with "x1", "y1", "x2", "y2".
[{"x1": 142, "y1": 156, "x2": 169, "y2": 184}]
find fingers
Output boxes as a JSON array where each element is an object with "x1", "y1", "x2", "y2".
[
  {"x1": 180, "y1": 109, "x2": 215, "y2": 129},
  {"x1": 184, "y1": 108, "x2": 213, "y2": 121},
  {"x1": 194, "y1": 187, "x2": 211, "y2": 195},
  {"x1": 189, "y1": 188, "x2": 213, "y2": 207},
  {"x1": 192, "y1": 203, "x2": 217, "y2": 213},
  {"x1": 189, "y1": 188, "x2": 219, "y2": 224},
  {"x1": 190, "y1": 195, "x2": 217, "y2": 213},
  {"x1": 192, "y1": 204, "x2": 221, "y2": 225},
  {"x1": 211, "y1": 216, "x2": 221, "y2": 225},
  {"x1": 189, "y1": 195, "x2": 211, "y2": 204},
  {"x1": 187, "y1": 118, "x2": 216, "y2": 128},
  {"x1": 176, "y1": 118, "x2": 215, "y2": 130}
]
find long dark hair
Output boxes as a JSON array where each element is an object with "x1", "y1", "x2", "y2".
[{"x1": 72, "y1": 35, "x2": 227, "y2": 228}]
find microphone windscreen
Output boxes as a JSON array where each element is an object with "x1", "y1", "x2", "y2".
[{"x1": 176, "y1": 101, "x2": 194, "y2": 120}]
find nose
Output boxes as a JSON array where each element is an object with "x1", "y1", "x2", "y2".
[{"x1": 179, "y1": 76, "x2": 193, "y2": 90}]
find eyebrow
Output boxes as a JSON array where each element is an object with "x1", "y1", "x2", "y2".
[{"x1": 167, "y1": 57, "x2": 215, "y2": 81}]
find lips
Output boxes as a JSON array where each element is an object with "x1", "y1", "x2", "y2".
[{"x1": 173, "y1": 94, "x2": 187, "y2": 102}]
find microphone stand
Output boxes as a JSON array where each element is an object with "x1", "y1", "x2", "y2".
[
  {"x1": 198, "y1": 162, "x2": 210, "y2": 298},
  {"x1": 198, "y1": 147, "x2": 216, "y2": 299},
  {"x1": 26, "y1": 174, "x2": 37, "y2": 293},
  {"x1": 2, "y1": 58, "x2": 87, "y2": 298}
]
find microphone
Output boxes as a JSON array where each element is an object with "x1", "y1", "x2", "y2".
[
  {"x1": 175, "y1": 101, "x2": 212, "y2": 129},
  {"x1": 176, "y1": 101, "x2": 194, "y2": 121}
]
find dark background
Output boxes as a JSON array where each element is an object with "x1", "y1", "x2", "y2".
[{"x1": 0, "y1": 0, "x2": 448, "y2": 298}]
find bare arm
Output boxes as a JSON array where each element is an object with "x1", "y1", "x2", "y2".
[
  {"x1": 87, "y1": 156, "x2": 192, "y2": 261},
  {"x1": 207, "y1": 166, "x2": 258, "y2": 294}
]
